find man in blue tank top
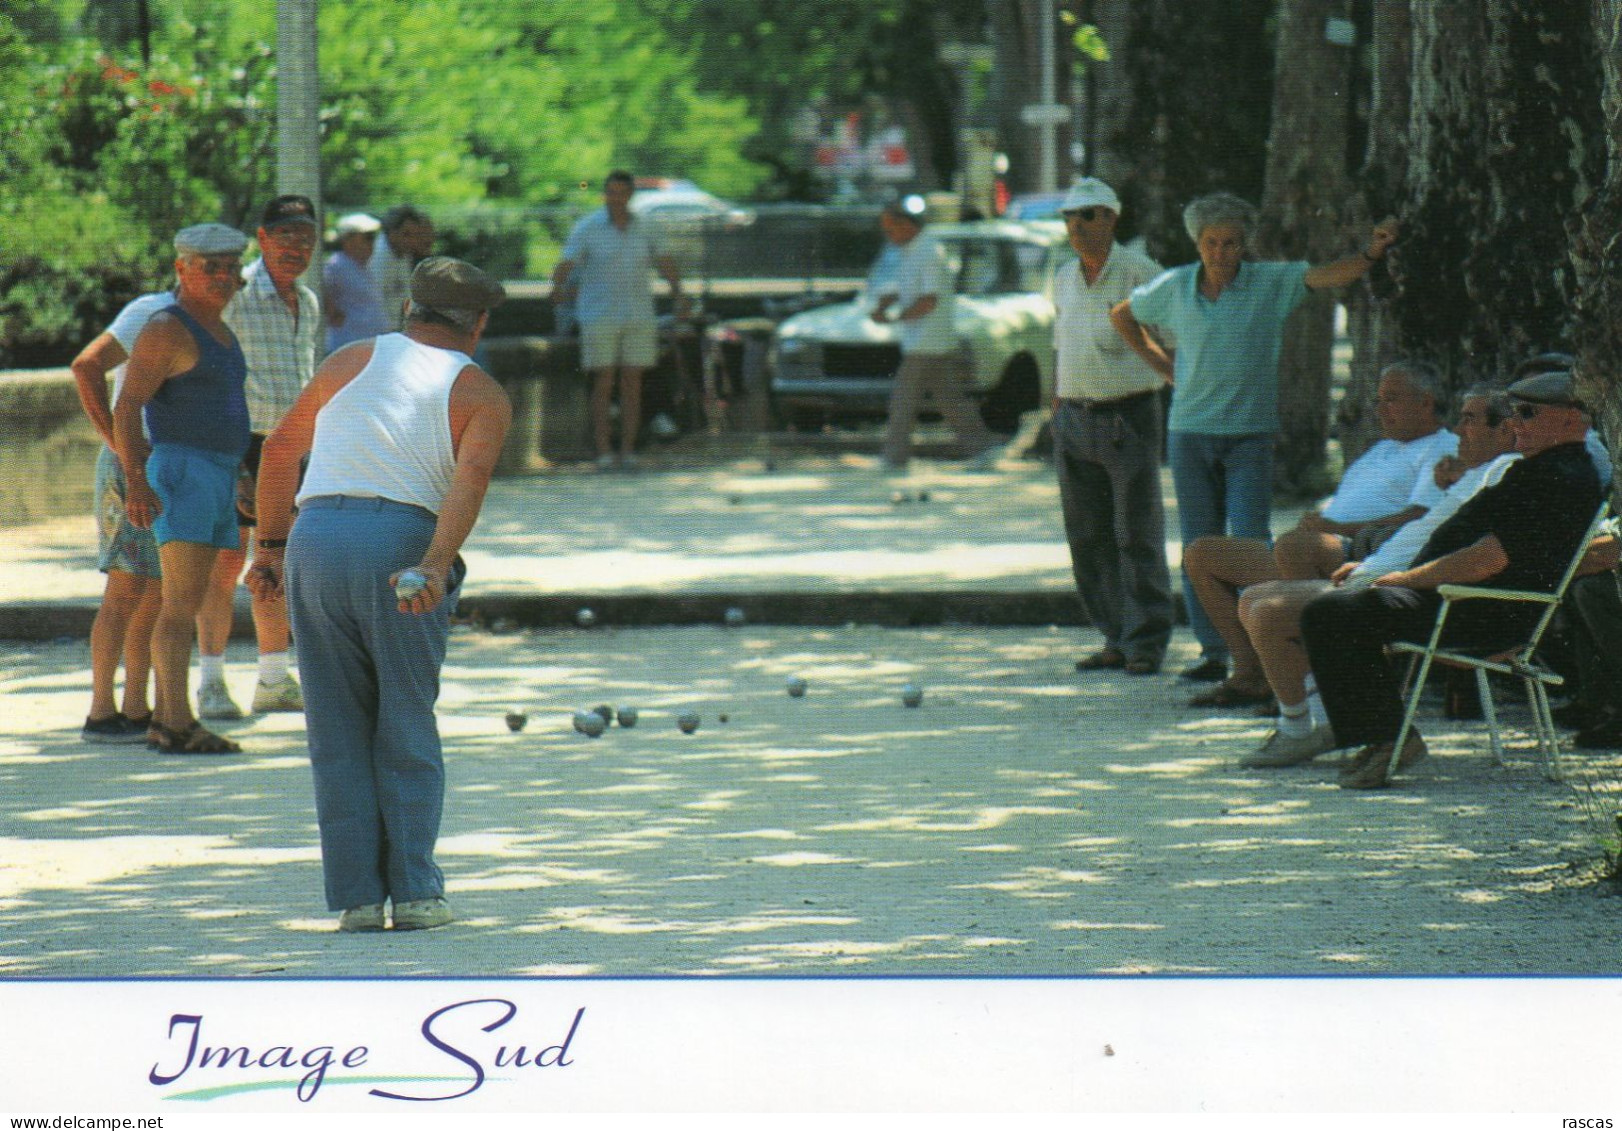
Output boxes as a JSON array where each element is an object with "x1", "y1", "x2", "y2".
[{"x1": 112, "y1": 223, "x2": 252, "y2": 756}]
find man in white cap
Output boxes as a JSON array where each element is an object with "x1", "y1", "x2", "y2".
[
  {"x1": 1051, "y1": 179, "x2": 1174, "y2": 675},
  {"x1": 112, "y1": 222, "x2": 252, "y2": 755},
  {"x1": 871, "y1": 195, "x2": 995, "y2": 469},
  {"x1": 250, "y1": 256, "x2": 511, "y2": 932},
  {"x1": 323, "y1": 212, "x2": 388, "y2": 355}
]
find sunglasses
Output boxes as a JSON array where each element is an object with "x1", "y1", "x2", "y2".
[
  {"x1": 1064, "y1": 208, "x2": 1099, "y2": 222},
  {"x1": 1511, "y1": 402, "x2": 1545, "y2": 420}
]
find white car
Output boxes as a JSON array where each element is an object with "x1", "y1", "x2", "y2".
[{"x1": 769, "y1": 219, "x2": 1068, "y2": 433}]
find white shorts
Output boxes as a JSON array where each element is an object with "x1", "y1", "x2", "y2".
[{"x1": 581, "y1": 320, "x2": 658, "y2": 371}]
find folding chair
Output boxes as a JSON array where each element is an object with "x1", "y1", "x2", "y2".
[{"x1": 1386, "y1": 499, "x2": 1611, "y2": 782}]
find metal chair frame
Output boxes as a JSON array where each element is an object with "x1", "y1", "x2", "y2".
[{"x1": 1387, "y1": 500, "x2": 1611, "y2": 782}]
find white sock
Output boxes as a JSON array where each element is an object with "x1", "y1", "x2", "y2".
[
  {"x1": 1306, "y1": 690, "x2": 1329, "y2": 729},
  {"x1": 198, "y1": 654, "x2": 225, "y2": 687},
  {"x1": 258, "y1": 651, "x2": 289, "y2": 686},
  {"x1": 1278, "y1": 699, "x2": 1313, "y2": 738}
]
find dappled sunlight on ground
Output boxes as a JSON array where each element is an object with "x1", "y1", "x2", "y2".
[{"x1": 1, "y1": 628, "x2": 1620, "y2": 978}]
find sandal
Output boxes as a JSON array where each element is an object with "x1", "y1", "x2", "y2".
[
  {"x1": 1075, "y1": 649, "x2": 1127, "y2": 671},
  {"x1": 151, "y1": 720, "x2": 242, "y2": 756},
  {"x1": 1188, "y1": 682, "x2": 1273, "y2": 708}
]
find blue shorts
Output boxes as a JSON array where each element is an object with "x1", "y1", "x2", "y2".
[
  {"x1": 147, "y1": 443, "x2": 244, "y2": 550},
  {"x1": 95, "y1": 446, "x2": 162, "y2": 578}
]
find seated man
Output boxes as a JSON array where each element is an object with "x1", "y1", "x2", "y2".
[
  {"x1": 1234, "y1": 386, "x2": 1520, "y2": 767},
  {"x1": 1183, "y1": 361, "x2": 1457, "y2": 707},
  {"x1": 1553, "y1": 520, "x2": 1622, "y2": 748},
  {"x1": 1299, "y1": 371, "x2": 1603, "y2": 789}
]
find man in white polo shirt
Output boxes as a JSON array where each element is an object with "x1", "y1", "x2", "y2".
[
  {"x1": 1049, "y1": 179, "x2": 1174, "y2": 675},
  {"x1": 551, "y1": 171, "x2": 685, "y2": 470}
]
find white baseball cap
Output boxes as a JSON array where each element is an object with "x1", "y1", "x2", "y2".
[
  {"x1": 334, "y1": 212, "x2": 382, "y2": 236},
  {"x1": 1060, "y1": 178, "x2": 1121, "y2": 215}
]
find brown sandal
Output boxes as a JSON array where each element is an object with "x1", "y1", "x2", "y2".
[{"x1": 151, "y1": 720, "x2": 242, "y2": 755}]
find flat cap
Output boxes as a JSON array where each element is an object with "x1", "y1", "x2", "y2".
[
  {"x1": 335, "y1": 212, "x2": 382, "y2": 236},
  {"x1": 174, "y1": 223, "x2": 248, "y2": 256},
  {"x1": 409, "y1": 256, "x2": 506, "y2": 313},
  {"x1": 1507, "y1": 370, "x2": 1584, "y2": 410}
]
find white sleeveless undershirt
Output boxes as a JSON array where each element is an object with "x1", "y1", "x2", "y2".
[{"x1": 296, "y1": 333, "x2": 465, "y2": 513}]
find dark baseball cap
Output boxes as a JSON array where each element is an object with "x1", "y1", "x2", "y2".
[
  {"x1": 409, "y1": 256, "x2": 506, "y2": 312},
  {"x1": 260, "y1": 195, "x2": 318, "y2": 230}
]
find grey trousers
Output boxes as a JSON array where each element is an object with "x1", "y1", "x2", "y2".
[
  {"x1": 881, "y1": 350, "x2": 994, "y2": 467},
  {"x1": 1053, "y1": 395, "x2": 1173, "y2": 663},
  {"x1": 286, "y1": 495, "x2": 461, "y2": 912}
]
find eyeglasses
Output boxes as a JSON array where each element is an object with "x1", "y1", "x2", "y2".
[{"x1": 1064, "y1": 208, "x2": 1098, "y2": 223}]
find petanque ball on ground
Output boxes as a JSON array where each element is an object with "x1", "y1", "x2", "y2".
[
  {"x1": 786, "y1": 676, "x2": 808, "y2": 698},
  {"x1": 677, "y1": 711, "x2": 701, "y2": 734},
  {"x1": 593, "y1": 704, "x2": 614, "y2": 723},
  {"x1": 617, "y1": 706, "x2": 638, "y2": 728},
  {"x1": 724, "y1": 606, "x2": 746, "y2": 627},
  {"x1": 917, "y1": 489, "x2": 930, "y2": 502},
  {"x1": 505, "y1": 710, "x2": 528, "y2": 732},
  {"x1": 575, "y1": 607, "x2": 597, "y2": 628},
  {"x1": 901, "y1": 683, "x2": 924, "y2": 708},
  {"x1": 573, "y1": 709, "x2": 606, "y2": 737},
  {"x1": 890, "y1": 490, "x2": 908, "y2": 505},
  {"x1": 718, "y1": 712, "x2": 729, "y2": 724}
]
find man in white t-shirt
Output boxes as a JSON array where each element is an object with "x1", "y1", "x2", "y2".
[
  {"x1": 1184, "y1": 361, "x2": 1456, "y2": 707},
  {"x1": 1237, "y1": 386, "x2": 1519, "y2": 766},
  {"x1": 70, "y1": 291, "x2": 175, "y2": 743},
  {"x1": 1049, "y1": 179, "x2": 1174, "y2": 675},
  {"x1": 872, "y1": 198, "x2": 994, "y2": 469}
]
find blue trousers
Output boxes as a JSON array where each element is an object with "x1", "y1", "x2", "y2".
[
  {"x1": 1053, "y1": 396, "x2": 1173, "y2": 663},
  {"x1": 1167, "y1": 431, "x2": 1274, "y2": 659},
  {"x1": 286, "y1": 495, "x2": 461, "y2": 911}
]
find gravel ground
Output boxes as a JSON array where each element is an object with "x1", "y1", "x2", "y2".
[{"x1": 3, "y1": 626, "x2": 1619, "y2": 979}]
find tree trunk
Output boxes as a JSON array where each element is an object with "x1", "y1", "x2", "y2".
[
  {"x1": 1569, "y1": 0, "x2": 1622, "y2": 469},
  {"x1": 1076, "y1": 0, "x2": 1135, "y2": 193},
  {"x1": 1341, "y1": 0, "x2": 1411, "y2": 463},
  {"x1": 1394, "y1": 2, "x2": 1601, "y2": 391},
  {"x1": 1258, "y1": 0, "x2": 1358, "y2": 496}
]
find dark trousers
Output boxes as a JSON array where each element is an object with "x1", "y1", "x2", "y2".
[
  {"x1": 1567, "y1": 573, "x2": 1622, "y2": 714},
  {"x1": 1301, "y1": 584, "x2": 1530, "y2": 748},
  {"x1": 1053, "y1": 395, "x2": 1173, "y2": 663}
]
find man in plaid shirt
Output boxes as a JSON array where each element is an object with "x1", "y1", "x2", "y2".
[{"x1": 200, "y1": 194, "x2": 322, "y2": 719}]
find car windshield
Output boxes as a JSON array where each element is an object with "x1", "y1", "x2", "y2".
[{"x1": 939, "y1": 237, "x2": 1052, "y2": 296}]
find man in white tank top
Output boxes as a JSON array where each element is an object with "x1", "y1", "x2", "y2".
[{"x1": 249, "y1": 257, "x2": 511, "y2": 933}]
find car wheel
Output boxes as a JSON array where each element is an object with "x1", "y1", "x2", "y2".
[{"x1": 980, "y1": 354, "x2": 1040, "y2": 435}]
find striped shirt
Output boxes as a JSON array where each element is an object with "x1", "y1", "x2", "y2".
[{"x1": 224, "y1": 258, "x2": 319, "y2": 433}]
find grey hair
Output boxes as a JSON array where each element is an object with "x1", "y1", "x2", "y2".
[
  {"x1": 405, "y1": 301, "x2": 481, "y2": 333},
  {"x1": 1382, "y1": 359, "x2": 1447, "y2": 415},
  {"x1": 1182, "y1": 192, "x2": 1257, "y2": 245},
  {"x1": 1458, "y1": 383, "x2": 1513, "y2": 427}
]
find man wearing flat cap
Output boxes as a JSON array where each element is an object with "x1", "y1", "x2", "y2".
[
  {"x1": 1298, "y1": 369, "x2": 1602, "y2": 788},
  {"x1": 185, "y1": 195, "x2": 323, "y2": 724},
  {"x1": 250, "y1": 256, "x2": 512, "y2": 932},
  {"x1": 1049, "y1": 178, "x2": 1174, "y2": 676},
  {"x1": 112, "y1": 222, "x2": 252, "y2": 755}
]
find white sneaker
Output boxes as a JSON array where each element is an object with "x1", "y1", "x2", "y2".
[
  {"x1": 252, "y1": 675, "x2": 304, "y2": 713},
  {"x1": 197, "y1": 678, "x2": 244, "y2": 721},
  {"x1": 649, "y1": 412, "x2": 680, "y2": 439},
  {"x1": 392, "y1": 896, "x2": 454, "y2": 931},
  {"x1": 338, "y1": 904, "x2": 386, "y2": 932},
  {"x1": 1241, "y1": 725, "x2": 1336, "y2": 768}
]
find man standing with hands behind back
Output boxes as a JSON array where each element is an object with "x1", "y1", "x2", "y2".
[
  {"x1": 551, "y1": 171, "x2": 684, "y2": 470},
  {"x1": 1049, "y1": 179, "x2": 1174, "y2": 676}
]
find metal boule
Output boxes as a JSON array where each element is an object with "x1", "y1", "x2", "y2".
[
  {"x1": 573, "y1": 709, "x2": 606, "y2": 737},
  {"x1": 505, "y1": 710, "x2": 528, "y2": 732},
  {"x1": 617, "y1": 706, "x2": 639, "y2": 728},
  {"x1": 901, "y1": 683, "x2": 924, "y2": 708},
  {"x1": 786, "y1": 676, "x2": 808, "y2": 698},
  {"x1": 677, "y1": 711, "x2": 701, "y2": 734},
  {"x1": 593, "y1": 704, "x2": 614, "y2": 723},
  {"x1": 724, "y1": 606, "x2": 746, "y2": 627},
  {"x1": 575, "y1": 607, "x2": 597, "y2": 628}
]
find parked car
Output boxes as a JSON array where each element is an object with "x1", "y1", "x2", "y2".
[
  {"x1": 1002, "y1": 191, "x2": 1067, "y2": 221},
  {"x1": 769, "y1": 219, "x2": 1068, "y2": 433}
]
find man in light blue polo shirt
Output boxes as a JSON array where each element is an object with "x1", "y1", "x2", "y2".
[
  {"x1": 1110, "y1": 192, "x2": 1398, "y2": 681},
  {"x1": 552, "y1": 170, "x2": 685, "y2": 470}
]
